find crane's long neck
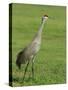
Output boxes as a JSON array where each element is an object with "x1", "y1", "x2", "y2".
[
  {"x1": 31, "y1": 19, "x2": 46, "y2": 44},
  {"x1": 38, "y1": 20, "x2": 45, "y2": 35},
  {"x1": 34, "y1": 20, "x2": 46, "y2": 40}
]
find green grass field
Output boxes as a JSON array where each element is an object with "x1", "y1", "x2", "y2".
[{"x1": 12, "y1": 4, "x2": 66, "y2": 86}]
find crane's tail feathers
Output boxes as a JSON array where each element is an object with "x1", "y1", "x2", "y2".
[{"x1": 16, "y1": 49, "x2": 26, "y2": 69}]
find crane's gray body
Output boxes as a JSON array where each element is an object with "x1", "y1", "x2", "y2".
[{"x1": 16, "y1": 30, "x2": 41, "y2": 67}]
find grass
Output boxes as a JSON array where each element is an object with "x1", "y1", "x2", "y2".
[{"x1": 11, "y1": 3, "x2": 66, "y2": 87}]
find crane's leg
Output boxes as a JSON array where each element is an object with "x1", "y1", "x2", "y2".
[
  {"x1": 32, "y1": 59, "x2": 34, "y2": 80},
  {"x1": 28, "y1": 57, "x2": 35, "y2": 80},
  {"x1": 23, "y1": 61, "x2": 29, "y2": 81}
]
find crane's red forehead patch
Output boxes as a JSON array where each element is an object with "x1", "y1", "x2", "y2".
[{"x1": 44, "y1": 15, "x2": 48, "y2": 17}]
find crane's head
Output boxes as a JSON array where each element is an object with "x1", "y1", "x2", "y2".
[{"x1": 42, "y1": 15, "x2": 48, "y2": 22}]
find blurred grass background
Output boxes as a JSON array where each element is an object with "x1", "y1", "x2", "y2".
[{"x1": 11, "y1": 3, "x2": 66, "y2": 86}]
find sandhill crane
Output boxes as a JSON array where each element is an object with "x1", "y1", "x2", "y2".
[{"x1": 16, "y1": 15, "x2": 48, "y2": 81}]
